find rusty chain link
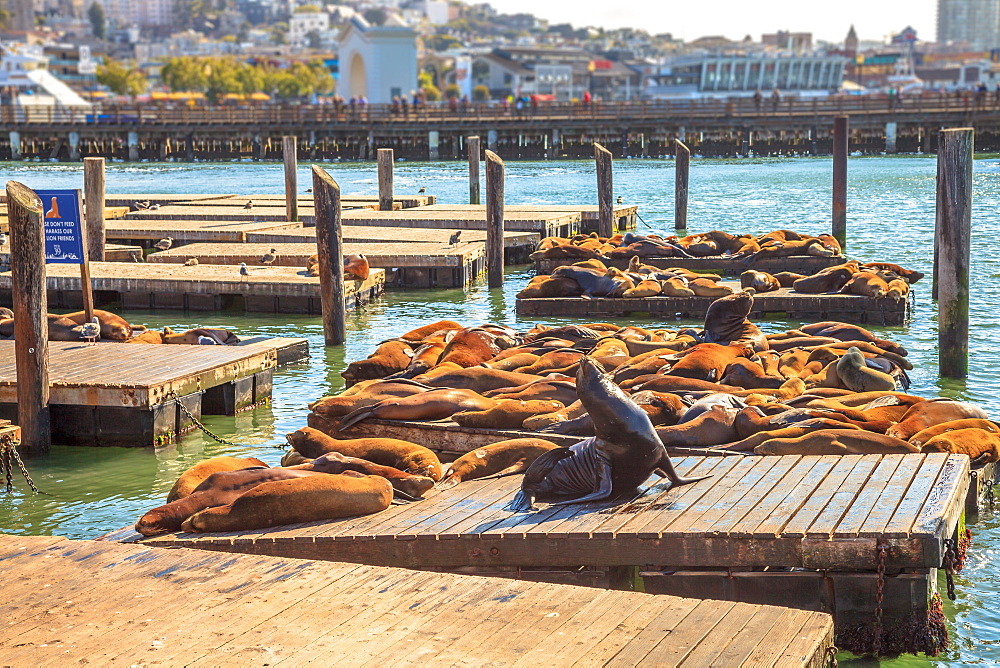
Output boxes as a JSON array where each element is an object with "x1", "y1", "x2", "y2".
[
  {"x1": 873, "y1": 543, "x2": 887, "y2": 657},
  {"x1": 1, "y1": 432, "x2": 41, "y2": 494},
  {"x1": 986, "y1": 477, "x2": 997, "y2": 513},
  {"x1": 825, "y1": 645, "x2": 839, "y2": 667},
  {"x1": 165, "y1": 391, "x2": 247, "y2": 449},
  {"x1": 943, "y1": 538, "x2": 958, "y2": 601}
]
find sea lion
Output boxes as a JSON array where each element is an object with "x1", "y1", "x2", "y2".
[
  {"x1": 297, "y1": 451, "x2": 435, "y2": 499},
  {"x1": 181, "y1": 472, "x2": 393, "y2": 533},
  {"x1": 281, "y1": 449, "x2": 313, "y2": 467},
  {"x1": 886, "y1": 400, "x2": 990, "y2": 441},
  {"x1": 839, "y1": 271, "x2": 889, "y2": 298},
  {"x1": 660, "y1": 277, "x2": 696, "y2": 297},
  {"x1": 437, "y1": 328, "x2": 504, "y2": 367},
  {"x1": 772, "y1": 271, "x2": 806, "y2": 288},
  {"x1": 162, "y1": 327, "x2": 240, "y2": 345},
  {"x1": 551, "y1": 265, "x2": 632, "y2": 297},
  {"x1": 452, "y1": 399, "x2": 564, "y2": 430},
  {"x1": 623, "y1": 279, "x2": 662, "y2": 298},
  {"x1": 286, "y1": 426, "x2": 443, "y2": 480},
  {"x1": 61, "y1": 309, "x2": 133, "y2": 341},
  {"x1": 516, "y1": 276, "x2": 582, "y2": 298},
  {"x1": 907, "y1": 419, "x2": 999, "y2": 447},
  {"x1": 309, "y1": 379, "x2": 431, "y2": 419},
  {"x1": 747, "y1": 238, "x2": 834, "y2": 263},
  {"x1": 792, "y1": 262, "x2": 859, "y2": 294},
  {"x1": 521, "y1": 400, "x2": 588, "y2": 431},
  {"x1": 754, "y1": 429, "x2": 919, "y2": 456},
  {"x1": 668, "y1": 342, "x2": 755, "y2": 383},
  {"x1": 862, "y1": 262, "x2": 924, "y2": 284},
  {"x1": 703, "y1": 291, "x2": 755, "y2": 345},
  {"x1": 125, "y1": 330, "x2": 165, "y2": 344},
  {"x1": 439, "y1": 438, "x2": 563, "y2": 489},
  {"x1": 920, "y1": 428, "x2": 1000, "y2": 462},
  {"x1": 336, "y1": 388, "x2": 497, "y2": 430},
  {"x1": 166, "y1": 456, "x2": 269, "y2": 503},
  {"x1": 688, "y1": 277, "x2": 734, "y2": 297},
  {"x1": 343, "y1": 254, "x2": 370, "y2": 280},
  {"x1": 488, "y1": 381, "x2": 579, "y2": 406},
  {"x1": 740, "y1": 270, "x2": 781, "y2": 293},
  {"x1": 886, "y1": 278, "x2": 910, "y2": 301},
  {"x1": 835, "y1": 347, "x2": 897, "y2": 392},
  {"x1": 398, "y1": 320, "x2": 461, "y2": 342},
  {"x1": 508, "y1": 356, "x2": 709, "y2": 511},
  {"x1": 656, "y1": 405, "x2": 739, "y2": 448},
  {"x1": 342, "y1": 340, "x2": 415, "y2": 383},
  {"x1": 720, "y1": 357, "x2": 787, "y2": 390}
]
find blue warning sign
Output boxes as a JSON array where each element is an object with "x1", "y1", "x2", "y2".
[{"x1": 36, "y1": 189, "x2": 84, "y2": 264}]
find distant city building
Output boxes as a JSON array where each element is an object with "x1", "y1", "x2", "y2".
[
  {"x1": 647, "y1": 53, "x2": 847, "y2": 98},
  {"x1": 289, "y1": 10, "x2": 329, "y2": 48},
  {"x1": 762, "y1": 31, "x2": 813, "y2": 53},
  {"x1": 336, "y1": 14, "x2": 417, "y2": 103},
  {"x1": 844, "y1": 25, "x2": 859, "y2": 57},
  {"x1": 101, "y1": 0, "x2": 172, "y2": 28},
  {"x1": 937, "y1": 0, "x2": 1000, "y2": 50}
]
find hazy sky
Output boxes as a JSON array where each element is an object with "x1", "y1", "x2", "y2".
[{"x1": 486, "y1": 0, "x2": 939, "y2": 44}]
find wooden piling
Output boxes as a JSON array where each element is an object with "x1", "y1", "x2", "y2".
[
  {"x1": 832, "y1": 115, "x2": 849, "y2": 250},
  {"x1": 936, "y1": 128, "x2": 973, "y2": 379},
  {"x1": 283, "y1": 136, "x2": 298, "y2": 222},
  {"x1": 485, "y1": 150, "x2": 505, "y2": 288},
  {"x1": 311, "y1": 165, "x2": 346, "y2": 346},
  {"x1": 5, "y1": 181, "x2": 51, "y2": 453},
  {"x1": 468, "y1": 136, "x2": 481, "y2": 205},
  {"x1": 594, "y1": 143, "x2": 614, "y2": 237},
  {"x1": 675, "y1": 139, "x2": 690, "y2": 230},
  {"x1": 83, "y1": 157, "x2": 105, "y2": 261},
  {"x1": 377, "y1": 148, "x2": 394, "y2": 211}
]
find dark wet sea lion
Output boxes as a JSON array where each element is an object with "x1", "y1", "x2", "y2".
[
  {"x1": 703, "y1": 291, "x2": 755, "y2": 345},
  {"x1": 337, "y1": 388, "x2": 497, "y2": 430},
  {"x1": 551, "y1": 265, "x2": 632, "y2": 297},
  {"x1": 181, "y1": 473, "x2": 393, "y2": 533},
  {"x1": 166, "y1": 456, "x2": 269, "y2": 503},
  {"x1": 792, "y1": 262, "x2": 859, "y2": 294},
  {"x1": 508, "y1": 356, "x2": 709, "y2": 511},
  {"x1": 287, "y1": 426, "x2": 443, "y2": 480},
  {"x1": 439, "y1": 438, "x2": 563, "y2": 489},
  {"x1": 452, "y1": 399, "x2": 564, "y2": 429}
]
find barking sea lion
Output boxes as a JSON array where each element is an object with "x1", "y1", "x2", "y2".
[{"x1": 508, "y1": 356, "x2": 709, "y2": 511}]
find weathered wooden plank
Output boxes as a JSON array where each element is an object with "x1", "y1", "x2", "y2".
[
  {"x1": 750, "y1": 455, "x2": 841, "y2": 538},
  {"x1": 781, "y1": 456, "x2": 868, "y2": 536},
  {"x1": 804, "y1": 455, "x2": 881, "y2": 538},
  {"x1": 854, "y1": 454, "x2": 927, "y2": 537}
]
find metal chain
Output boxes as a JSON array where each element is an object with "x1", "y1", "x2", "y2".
[
  {"x1": 986, "y1": 478, "x2": 997, "y2": 513},
  {"x1": 2, "y1": 445, "x2": 11, "y2": 492},
  {"x1": 873, "y1": 543, "x2": 887, "y2": 657},
  {"x1": 1, "y1": 433, "x2": 41, "y2": 494},
  {"x1": 165, "y1": 391, "x2": 245, "y2": 449},
  {"x1": 825, "y1": 646, "x2": 839, "y2": 668},
  {"x1": 943, "y1": 538, "x2": 958, "y2": 601}
]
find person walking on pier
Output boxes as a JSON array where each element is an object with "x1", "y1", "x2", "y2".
[
  {"x1": 754, "y1": 89, "x2": 762, "y2": 111},
  {"x1": 771, "y1": 87, "x2": 781, "y2": 111}
]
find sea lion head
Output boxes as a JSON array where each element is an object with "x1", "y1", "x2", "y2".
[{"x1": 576, "y1": 356, "x2": 662, "y2": 459}]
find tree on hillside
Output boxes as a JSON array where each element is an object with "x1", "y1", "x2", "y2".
[
  {"x1": 161, "y1": 56, "x2": 208, "y2": 92},
  {"x1": 97, "y1": 59, "x2": 147, "y2": 97},
  {"x1": 88, "y1": 2, "x2": 106, "y2": 40}
]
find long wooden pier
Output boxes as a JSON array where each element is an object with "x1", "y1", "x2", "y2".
[
  {"x1": 517, "y1": 284, "x2": 910, "y2": 325},
  {"x1": 336, "y1": 208, "x2": 580, "y2": 236},
  {"x1": 148, "y1": 241, "x2": 487, "y2": 289},
  {"x1": 0, "y1": 262, "x2": 385, "y2": 314},
  {"x1": 0, "y1": 535, "x2": 834, "y2": 667},
  {"x1": 139, "y1": 452, "x2": 968, "y2": 655}
]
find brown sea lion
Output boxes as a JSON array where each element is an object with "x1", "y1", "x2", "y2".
[
  {"x1": 754, "y1": 429, "x2": 919, "y2": 455},
  {"x1": 839, "y1": 271, "x2": 889, "y2": 298},
  {"x1": 336, "y1": 388, "x2": 496, "y2": 430},
  {"x1": 388, "y1": 341, "x2": 446, "y2": 379},
  {"x1": 343, "y1": 254, "x2": 370, "y2": 280},
  {"x1": 792, "y1": 262, "x2": 859, "y2": 294},
  {"x1": 551, "y1": 265, "x2": 632, "y2": 297},
  {"x1": 740, "y1": 270, "x2": 781, "y2": 293},
  {"x1": 749, "y1": 238, "x2": 835, "y2": 263},
  {"x1": 398, "y1": 320, "x2": 461, "y2": 342},
  {"x1": 655, "y1": 405, "x2": 739, "y2": 448},
  {"x1": 630, "y1": 391, "x2": 688, "y2": 426},
  {"x1": 483, "y1": 352, "x2": 541, "y2": 372},
  {"x1": 722, "y1": 419, "x2": 864, "y2": 451},
  {"x1": 488, "y1": 381, "x2": 579, "y2": 406},
  {"x1": 296, "y1": 451, "x2": 435, "y2": 499},
  {"x1": 835, "y1": 347, "x2": 896, "y2": 392},
  {"x1": 342, "y1": 340, "x2": 414, "y2": 383},
  {"x1": 162, "y1": 327, "x2": 240, "y2": 345},
  {"x1": 797, "y1": 322, "x2": 908, "y2": 356},
  {"x1": 772, "y1": 271, "x2": 806, "y2": 288},
  {"x1": 624, "y1": 374, "x2": 741, "y2": 394},
  {"x1": 921, "y1": 428, "x2": 1000, "y2": 462},
  {"x1": 687, "y1": 278, "x2": 733, "y2": 298},
  {"x1": 516, "y1": 276, "x2": 582, "y2": 298},
  {"x1": 439, "y1": 438, "x2": 563, "y2": 489},
  {"x1": 125, "y1": 330, "x2": 165, "y2": 344},
  {"x1": 623, "y1": 279, "x2": 662, "y2": 298},
  {"x1": 703, "y1": 290, "x2": 755, "y2": 346},
  {"x1": 660, "y1": 277, "x2": 696, "y2": 297},
  {"x1": 886, "y1": 400, "x2": 990, "y2": 441},
  {"x1": 668, "y1": 342, "x2": 755, "y2": 383},
  {"x1": 61, "y1": 309, "x2": 133, "y2": 341},
  {"x1": 181, "y1": 473, "x2": 392, "y2": 533},
  {"x1": 437, "y1": 328, "x2": 503, "y2": 367},
  {"x1": 287, "y1": 427, "x2": 443, "y2": 480},
  {"x1": 862, "y1": 262, "x2": 924, "y2": 284},
  {"x1": 521, "y1": 400, "x2": 588, "y2": 431},
  {"x1": 417, "y1": 368, "x2": 543, "y2": 393},
  {"x1": 166, "y1": 456, "x2": 269, "y2": 503},
  {"x1": 886, "y1": 278, "x2": 910, "y2": 301},
  {"x1": 720, "y1": 357, "x2": 786, "y2": 390},
  {"x1": 309, "y1": 380, "x2": 431, "y2": 419},
  {"x1": 908, "y1": 419, "x2": 999, "y2": 447},
  {"x1": 452, "y1": 399, "x2": 565, "y2": 430},
  {"x1": 280, "y1": 449, "x2": 313, "y2": 467}
]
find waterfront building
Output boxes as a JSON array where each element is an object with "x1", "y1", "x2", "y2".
[
  {"x1": 937, "y1": 0, "x2": 1000, "y2": 50},
  {"x1": 335, "y1": 15, "x2": 417, "y2": 104}
]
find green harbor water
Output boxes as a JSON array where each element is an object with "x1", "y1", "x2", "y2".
[{"x1": 2, "y1": 156, "x2": 1000, "y2": 664}]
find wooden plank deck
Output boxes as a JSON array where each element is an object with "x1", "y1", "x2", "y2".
[
  {"x1": 103, "y1": 193, "x2": 237, "y2": 207},
  {"x1": 337, "y1": 209, "x2": 580, "y2": 235},
  {"x1": 2, "y1": 242, "x2": 142, "y2": 264},
  {"x1": 105, "y1": 219, "x2": 306, "y2": 243},
  {"x1": 143, "y1": 453, "x2": 968, "y2": 572},
  {"x1": 420, "y1": 202, "x2": 639, "y2": 233},
  {"x1": 516, "y1": 283, "x2": 909, "y2": 325},
  {"x1": 534, "y1": 254, "x2": 846, "y2": 277},
  {"x1": 244, "y1": 224, "x2": 540, "y2": 250},
  {"x1": 0, "y1": 535, "x2": 833, "y2": 667},
  {"x1": 0, "y1": 263, "x2": 386, "y2": 314}
]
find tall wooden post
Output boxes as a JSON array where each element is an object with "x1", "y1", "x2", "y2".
[
  {"x1": 75, "y1": 189, "x2": 94, "y2": 323},
  {"x1": 594, "y1": 142, "x2": 614, "y2": 237},
  {"x1": 83, "y1": 157, "x2": 105, "y2": 261},
  {"x1": 936, "y1": 128, "x2": 973, "y2": 379},
  {"x1": 312, "y1": 165, "x2": 346, "y2": 346},
  {"x1": 485, "y1": 150, "x2": 505, "y2": 288},
  {"x1": 283, "y1": 136, "x2": 298, "y2": 222},
  {"x1": 468, "y1": 136, "x2": 481, "y2": 205},
  {"x1": 832, "y1": 115, "x2": 849, "y2": 250},
  {"x1": 674, "y1": 139, "x2": 690, "y2": 230},
  {"x1": 377, "y1": 148, "x2": 394, "y2": 211},
  {"x1": 5, "y1": 181, "x2": 51, "y2": 454}
]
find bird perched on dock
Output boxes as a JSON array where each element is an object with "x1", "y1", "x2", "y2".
[
  {"x1": 616, "y1": 196, "x2": 623, "y2": 205},
  {"x1": 149, "y1": 203, "x2": 160, "y2": 210},
  {"x1": 80, "y1": 317, "x2": 100, "y2": 346},
  {"x1": 183, "y1": 257, "x2": 199, "y2": 266},
  {"x1": 260, "y1": 248, "x2": 278, "y2": 266},
  {"x1": 132, "y1": 200, "x2": 151, "y2": 211},
  {"x1": 240, "y1": 262, "x2": 250, "y2": 280},
  {"x1": 198, "y1": 335, "x2": 217, "y2": 345},
  {"x1": 449, "y1": 231, "x2": 461, "y2": 245},
  {"x1": 129, "y1": 249, "x2": 143, "y2": 262},
  {"x1": 417, "y1": 187, "x2": 426, "y2": 194},
  {"x1": 154, "y1": 237, "x2": 173, "y2": 251},
  {"x1": 244, "y1": 200, "x2": 254, "y2": 210},
  {"x1": 0, "y1": 232, "x2": 7, "y2": 247},
  {"x1": 306, "y1": 187, "x2": 313, "y2": 193}
]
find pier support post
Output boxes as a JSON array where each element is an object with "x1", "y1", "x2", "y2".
[
  {"x1": 487, "y1": 130, "x2": 498, "y2": 151},
  {"x1": 185, "y1": 133, "x2": 194, "y2": 162},
  {"x1": 428, "y1": 131, "x2": 440, "y2": 160},
  {"x1": 485, "y1": 150, "x2": 505, "y2": 288},
  {"x1": 127, "y1": 131, "x2": 139, "y2": 162},
  {"x1": 594, "y1": 142, "x2": 614, "y2": 237},
  {"x1": 832, "y1": 115, "x2": 849, "y2": 250},
  {"x1": 312, "y1": 165, "x2": 346, "y2": 346},
  {"x1": 467, "y1": 136, "x2": 481, "y2": 205},
  {"x1": 675, "y1": 139, "x2": 690, "y2": 231},
  {"x1": 936, "y1": 128, "x2": 973, "y2": 379},
  {"x1": 5, "y1": 181, "x2": 51, "y2": 454},
  {"x1": 159, "y1": 138, "x2": 168, "y2": 161},
  {"x1": 9, "y1": 131, "x2": 21, "y2": 160},
  {"x1": 283, "y1": 136, "x2": 298, "y2": 222},
  {"x1": 885, "y1": 122, "x2": 898, "y2": 154},
  {"x1": 377, "y1": 148, "x2": 394, "y2": 211},
  {"x1": 252, "y1": 134, "x2": 261, "y2": 161},
  {"x1": 84, "y1": 157, "x2": 106, "y2": 262},
  {"x1": 68, "y1": 132, "x2": 80, "y2": 161}
]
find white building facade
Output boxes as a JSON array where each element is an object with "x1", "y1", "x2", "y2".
[{"x1": 336, "y1": 15, "x2": 417, "y2": 104}]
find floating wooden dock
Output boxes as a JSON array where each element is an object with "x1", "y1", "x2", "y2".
[
  {"x1": 421, "y1": 203, "x2": 638, "y2": 234},
  {"x1": 533, "y1": 254, "x2": 846, "y2": 277},
  {"x1": 0, "y1": 535, "x2": 834, "y2": 667},
  {"x1": 147, "y1": 242, "x2": 486, "y2": 289},
  {"x1": 141, "y1": 452, "x2": 968, "y2": 656},
  {"x1": 104, "y1": 219, "x2": 306, "y2": 244},
  {"x1": 0, "y1": 339, "x2": 298, "y2": 446},
  {"x1": 335, "y1": 209, "x2": 580, "y2": 236},
  {"x1": 102, "y1": 193, "x2": 237, "y2": 207},
  {"x1": 517, "y1": 283, "x2": 910, "y2": 325},
  {"x1": 2, "y1": 242, "x2": 142, "y2": 264},
  {"x1": 0, "y1": 262, "x2": 385, "y2": 314}
]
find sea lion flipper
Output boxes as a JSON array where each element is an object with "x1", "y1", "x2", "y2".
[{"x1": 548, "y1": 461, "x2": 614, "y2": 506}]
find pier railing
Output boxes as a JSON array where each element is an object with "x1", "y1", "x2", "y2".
[{"x1": 4, "y1": 92, "x2": 999, "y2": 127}]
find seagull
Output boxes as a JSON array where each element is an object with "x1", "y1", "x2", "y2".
[
  {"x1": 616, "y1": 196, "x2": 623, "y2": 205},
  {"x1": 306, "y1": 187, "x2": 313, "y2": 193},
  {"x1": 149, "y1": 203, "x2": 160, "y2": 210},
  {"x1": 244, "y1": 200, "x2": 254, "y2": 210},
  {"x1": 183, "y1": 257, "x2": 199, "y2": 266},
  {"x1": 132, "y1": 200, "x2": 151, "y2": 211},
  {"x1": 449, "y1": 231, "x2": 461, "y2": 245},
  {"x1": 417, "y1": 187, "x2": 426, "y2": 194},
  {"x1": 0, "y1": 232, "x2": 7, "y2": 246},
  {"x1": 240, "y1": 262, "x2": 249, "y2": 280},
  {"x1": 198, "y1": 335, "x2": 217, "y2": 345},
  {"x1": 129, "y1": 249, "x2": 143, "y2": 262},
  {"x1": 154, "y1": 237, "x2": 173, "y2": 251},
  {"x1": 260, "y1": 248, "x2": 277, "y2": 266},
  {"x1": 80, "y1": 317, "x2": 100, "y2": 345}
]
